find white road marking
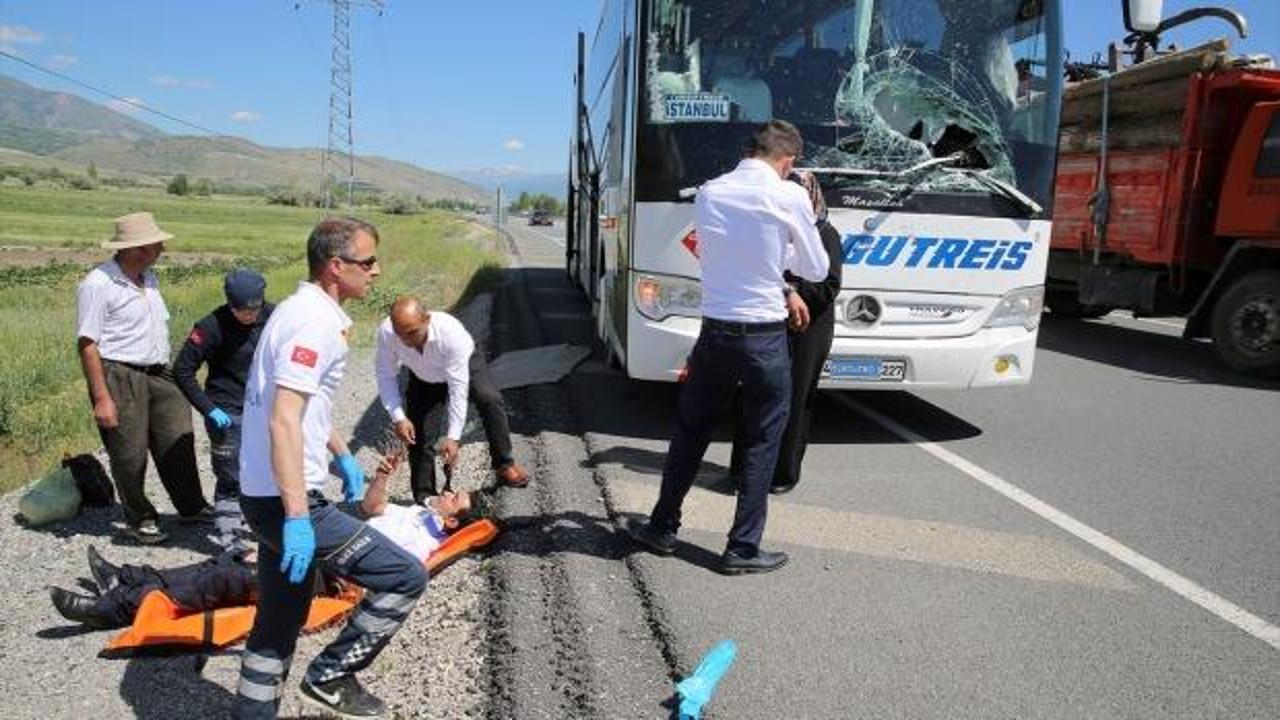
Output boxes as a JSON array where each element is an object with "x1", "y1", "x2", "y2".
[{"x1": 834, "y1": 393, "x2": 1280, "y2": 650}]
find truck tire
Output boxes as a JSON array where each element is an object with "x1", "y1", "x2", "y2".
[
  {"x1": 1046, "y1": 289, "x2": 1110, "y2": 319},
  {"x1": 1210, "y1": 270, "x2": 1280, "y2": 376}
]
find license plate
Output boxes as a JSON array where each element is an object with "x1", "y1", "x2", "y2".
[{"x1": 822, "y1": 357, "x2": 906, "y2": 381}]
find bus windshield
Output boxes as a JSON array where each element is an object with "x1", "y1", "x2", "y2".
[{"x1": 636, "y1": 0, "x2": 1062, "y2": 217}]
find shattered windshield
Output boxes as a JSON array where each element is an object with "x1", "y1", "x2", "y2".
[{"x1": 635, "y1": 0, "x2": 1063, "y2": 217}]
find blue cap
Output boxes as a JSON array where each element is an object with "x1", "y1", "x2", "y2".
[{"x1": 224, "y1": 268, "x2": 266, "y2": 309}]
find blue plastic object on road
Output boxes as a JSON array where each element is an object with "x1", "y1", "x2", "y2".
[
  {"x1": 280, "y1": 516, "x2": 315, "y2": 584},
  {"x1": 676, "y1": 639, "x2": 737, "y2": 720},
  {"x1": 334, "y1": 452, "x2": 365, "y2": 502},
  {"x1": 206, "y1": 407, "x2": 232, "y2": 430}
]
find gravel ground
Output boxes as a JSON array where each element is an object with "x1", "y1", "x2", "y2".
[{"x1": 0, "y1": 296, "x2": 498, "y2": 719}]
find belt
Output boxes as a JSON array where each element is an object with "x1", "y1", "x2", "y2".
[
  {"x1": 702, "y1": 317, "x2": 787, "y2": 335},
  {"x1": 106, "y1": 359, "x2": 167, "y2": 375}
]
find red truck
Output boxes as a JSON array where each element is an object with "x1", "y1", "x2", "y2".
[{"x1": 1047, "y1": 31, "x2": 1280, "y2": 376}]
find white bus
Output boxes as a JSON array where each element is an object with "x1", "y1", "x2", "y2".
[{"x1": 567, "y1": 0, "x2": 1064, "y2": 388}]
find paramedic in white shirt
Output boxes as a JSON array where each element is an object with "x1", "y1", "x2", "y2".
[
  {"x1": 233, "y1": 217, "x2": 426, "y2": 720},
  {"x1": 375, "y1": 295, "x2": 529, "y2": 503},
  {"x1": 75, "y1": 212, "x2": 209, "y2": 545},
  {"x1": 625, "y1": 120, "x2": 829, "y2": 577}
]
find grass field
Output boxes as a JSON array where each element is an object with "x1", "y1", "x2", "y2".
[{"x1": 0, "y1": 185, "x2": 506, "y2": 494}]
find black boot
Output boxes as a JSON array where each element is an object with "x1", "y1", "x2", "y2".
[
  {"x1": 86, "y1": 545, "x2": 120, "y2": 593},
  {"x1": 49, "y1": 587, "x2": 114, "y2": 629}
]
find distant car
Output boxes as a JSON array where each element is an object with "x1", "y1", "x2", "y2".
[{"x1": 529, "y1": 211, "x2": 553, "y2": 226}]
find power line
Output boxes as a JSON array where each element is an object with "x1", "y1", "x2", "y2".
[{"x1": 0, "y1": 49, "x2": 224, "y2": 137}]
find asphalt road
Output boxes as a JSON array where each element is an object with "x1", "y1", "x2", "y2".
[{"x1": 495, "y1": 218, "x2": 1279, "y2": 719}]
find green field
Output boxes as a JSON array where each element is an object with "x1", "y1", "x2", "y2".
[{"x1": 0, "y1": 185, "x2": 506, "y2": 494}]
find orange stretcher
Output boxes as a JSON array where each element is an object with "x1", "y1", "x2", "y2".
[{"x1": 103, "y1": 518, "x2": 499, "y2": 654}]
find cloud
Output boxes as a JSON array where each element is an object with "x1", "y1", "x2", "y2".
[
  {"x1": 0, "y1": 24, "x2": 44, "y2": 54},
  {"x1": 49, "y1": 54, "x2": 78, "y2": 69},
  {"x1": 503, "y1": 138, "x2": 525, "y2": 151},
  {"x1": 106, "y1": 97, "x2": 145, "y2": 115},
  {"x1": 151, "y1": 74, "x2": 214, "y2": 90},
  {"x1": 230, "y1": 110, "x2": 262, "y2": 123}
]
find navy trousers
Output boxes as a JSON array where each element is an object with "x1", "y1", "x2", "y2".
[
  {"x1": 208, "y1": 414, "x2": 250, "y2": 555},
  {"x1": 650, "y1": 321, "x2": 791, "y2": 553},
  {"x1": 233, "y1": 493, "x2": 428, "y2": 719},
  {"x1": 93, "y1": 553, "x2": 257, "y2": 627}
]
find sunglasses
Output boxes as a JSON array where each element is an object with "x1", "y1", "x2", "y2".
[{"x1": 338, "y1": 254, "x2": 378, "y2": 270}]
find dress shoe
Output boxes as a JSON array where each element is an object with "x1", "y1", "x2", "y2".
[
  {"x1": 623, "y1": 516, "x2": 676, "y2": 556},
  {"x1": 496, "y1": 463, "x2": 530, "y2": 488},
  {"x1": 769, "y1": 481, "x2": 798, "y2": 495},
  {"x1": 86, "y1": 544, "x2": 120, "y2": 593},
  {"x1": 718, "y1": 548, "x2": 789, "y2": 575},
  {"x1": 49, "y1": 587, "x2": 113, "y2": 629}
]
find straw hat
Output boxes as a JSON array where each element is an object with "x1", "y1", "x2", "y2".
[{"x1": 102, "y1": 212, "x2": 174, "y2": 250}]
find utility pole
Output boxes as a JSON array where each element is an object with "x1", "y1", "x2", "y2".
[{"x1": 298, "y1": 0, "x2": 384, "y2": 211}]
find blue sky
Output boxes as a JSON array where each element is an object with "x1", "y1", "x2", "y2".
[{"x1": 1, "y1": 1, "x2": 1277, "y2": 176}]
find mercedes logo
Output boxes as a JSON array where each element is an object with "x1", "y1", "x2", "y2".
[{"x1": 845, "y1": 295, "x2": 882, "y2": 325}]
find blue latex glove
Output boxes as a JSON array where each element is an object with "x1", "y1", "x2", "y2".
[
  {"x1": 334, "y1": 452, "x2": 364, "y2": 502},
  {"x1": 676, "y1": 639, "x2": 737, "y2": 720},
  {"x1": 206, "y1": 407, "x2": 233, "y2": 430},
  {"x1": 280, "y1": 516, "x2": 315, "y2": 584}
]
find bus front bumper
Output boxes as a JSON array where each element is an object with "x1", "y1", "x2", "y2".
[{"x1": 625, "y1": 315, "x2": 1039, "y2": 389}]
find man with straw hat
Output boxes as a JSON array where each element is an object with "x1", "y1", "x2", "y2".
[{"x1": 75, "y1": 212, "x2": 211, "y2": 544}]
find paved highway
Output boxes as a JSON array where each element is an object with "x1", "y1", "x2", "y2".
[{"x1": 489, "y1": 218, "x2": 1279, "y2": 719}]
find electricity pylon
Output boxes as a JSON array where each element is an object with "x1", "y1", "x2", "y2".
[{"x1": 298, "y1": 0, "x2": 384, "y2": 210}]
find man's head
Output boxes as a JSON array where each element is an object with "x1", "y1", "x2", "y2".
[
  {"x1": 104, "y1": 212, "x2": 172, "y2": 273},
  {"x1": 306, "y1": 216, "x2": 382, "y2": 300},
  {"x1": 224, "y1": 267, "x2": 266, "y2": 325},
  {"x1": 389, "y1": 295, "x2": 430, "y2": 349},
  {"x1": 431, "y1": 490, "x2": 495, "y2": 530},
  {"x1": 744, "y1": 119, "x2": 804, "y2": 179}
]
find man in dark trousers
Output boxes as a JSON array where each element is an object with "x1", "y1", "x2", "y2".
[
  {"x1": 234, "y1": 217, "x2": 426, "y2": 719},
  {"x1": 625, "y1": 120, "x2": 829, "y2": 575},
  {"x1": 75, "y1": 212, "x2": 210, "y2": 545},
  {"x1": 174, "y1": 268, "x2": 274, "y2": 556},
  {"x1": 375, "y1": 294, "x2": 529, "y2": 503},
  {"x1": 729, "y1": 172, "x2": 842, "y2": 494}
]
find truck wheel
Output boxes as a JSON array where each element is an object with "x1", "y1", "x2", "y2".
[
  {"x1": 1210, "y1": 270, "x2": 1280, "y2": 376},
  {"x1": 1046, "y1": 289, "x2": 1110, "y2": 319}
]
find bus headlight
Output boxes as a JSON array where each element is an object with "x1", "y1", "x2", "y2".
[
  {"x1": 985, "y1": 285, "x2": 1044, "y2": 332},
  {"x1": 635, "y1": 274, "x2": 701, "y2": 321}
]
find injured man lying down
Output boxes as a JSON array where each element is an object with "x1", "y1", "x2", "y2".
[{"x1": 49, "y1": 451, "x2": 494, "y2": 629}]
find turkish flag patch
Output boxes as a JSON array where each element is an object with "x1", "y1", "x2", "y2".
[
  {"x1": 290, "y1": 345, "x2": 318, "y2": 368},
  {"x1": 187, "y1": 327, "x2": 205, "y2": 345}
]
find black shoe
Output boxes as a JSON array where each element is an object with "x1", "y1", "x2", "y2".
[
  {"x1": 86, "y1": 544, "x2": 119, "y2": 593},
  {"x1": 718, "y1": 548, "x2": 789, "y2": 576},
  {"x1": 769, "y1": 481, "x2": 798, "y2": 495},
  {"x1": 49, "y1": 587, "x2": 113, "y2": 629},
  {"x1": 623, "y1": 516, "x2": 676, "y2": 556},
  {"x1": 299, "y1": 675, "x2": 387, "y2": 718}
]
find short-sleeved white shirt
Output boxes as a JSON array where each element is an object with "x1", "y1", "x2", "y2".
[
  {"x1": 374, "y1": 311, "x2": 474, "y2": 439},
  {"x1": 366, "y1": 503, "x2": 447, "y2": 561},
  {"x1": 239, "y1": 282, "x2": 352, "y2": 497},
  {"x1": 75, "y1": 259, "x2": 171, "y2": 365}
]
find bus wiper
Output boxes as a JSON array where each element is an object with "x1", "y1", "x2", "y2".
[
  {"x1": 946, "y1": 168, "x2": 1043, "y2": 216},
  {"x1": 796, "y1": 152, "x2": 966, "y2": 179}
]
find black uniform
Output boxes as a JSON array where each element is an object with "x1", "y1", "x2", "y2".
[
  {"x1": 731, "y1": 220, "x2": 843, "y2": 491},
  {"x1": 173, "y1": 303, "x2": 273, "y2": 553}
]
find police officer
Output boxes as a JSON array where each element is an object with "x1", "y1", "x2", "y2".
[
  {"x1": 75, "y1": 212, "x2": 210, "y2": 544},
  {"x1": 625, "y1": 121, "x2": 829, "y2": 575},
  {"x1": 234, "y1": 217, "x2": 427, "y2": 719},
  {"x1": 174, "y1": 268, "x2": 274, "y2": 556}
]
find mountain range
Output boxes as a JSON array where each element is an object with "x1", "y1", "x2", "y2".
[{"x1": 0, "y1": 74, "x2": 492, "y2": 203}]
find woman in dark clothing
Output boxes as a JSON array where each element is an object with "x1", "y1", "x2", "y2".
[{"x1": 730, "y1": 172, "x2": 843, "y2": 493}]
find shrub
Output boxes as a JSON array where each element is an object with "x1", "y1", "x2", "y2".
[{"x1": 167, "y1": 174, "x2": 190, "y2": 196}]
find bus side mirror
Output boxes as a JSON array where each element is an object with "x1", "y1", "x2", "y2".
[{"x1": 1123, "y1": 0, "x2": 1164, "y2": 33}]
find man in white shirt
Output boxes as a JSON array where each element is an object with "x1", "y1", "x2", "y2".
[
  {"x1": 375, "y1": 295, "x2": 528, "y2": 503},
  {"x1": 234, "y1": 217, "x2": 426, "y2": 720},
  {"x1": 625, "y1": 120, "x2": 829, "y2": 575},
  {"x1": 75, "y1": 212, "x2": 209, "y2": 544}
]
